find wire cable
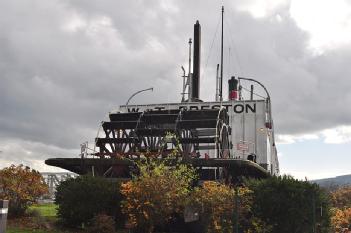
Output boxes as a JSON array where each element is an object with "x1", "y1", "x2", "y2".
[
  {"x1": 224, "y1": 11, "x2": 244, "y2": 76},
  {"x1": 204, "y1": 14, "x2": 221, "y2": 71}
]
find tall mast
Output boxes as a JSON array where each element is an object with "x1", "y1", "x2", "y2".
[
  {"x1": 188, "y1": 38, "x2": 192, "y2": 101},
  {"x1": 220, "y1": 6, "x2": 224, "y2": 101}
]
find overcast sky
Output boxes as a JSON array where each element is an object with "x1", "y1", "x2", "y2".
[{"x1": 1, "y1": 0, "x2": 351, "y2": 179}]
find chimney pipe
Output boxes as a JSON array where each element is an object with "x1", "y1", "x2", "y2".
[{"x1": 192, "y1": 20, "x2": 201, "y2": 100}]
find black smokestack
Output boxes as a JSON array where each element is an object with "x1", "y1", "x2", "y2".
[{"x1": 192, "y1": 20, "x2": 201, "y2": 100}]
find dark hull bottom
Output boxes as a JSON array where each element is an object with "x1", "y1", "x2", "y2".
[{"x1": 45, "y1": 157, "x2": 269, "y2": 180}]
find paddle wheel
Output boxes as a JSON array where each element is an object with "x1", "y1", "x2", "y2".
[{"x1": 95, "y1": 108, "x2": 230, "y2": 160}]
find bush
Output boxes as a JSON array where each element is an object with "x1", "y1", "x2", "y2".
[
  {"x1": 0, "y1": 164, "x2": 48, "y2": 217},
  {"x1": 331, "y1": 207, "x2": 351, "y2": 232},
  {"x1": 330, "y1": 186, "x2": 351, "y2": 232},
  {"x1": 188, "y1": 181, "x2": 267, "y2": 233},
  {"x1": 55, "y1": 175, "x2": 122, "y2": 227},
  {"x1": 121, "y1": 159, "x2": 197, "y2": 233},
  {"x1": 246, "y1": 175, "x2": 331, "y2": 233},
  {"x1": 189, "y1": 181, "x2": 237, "y2": 233},
  {"x1": 330, "y1": 185, "x2": 351, "y2": 209},
  {"x1": 87, "y1": 213, "x2": 116, "y2": 233}
]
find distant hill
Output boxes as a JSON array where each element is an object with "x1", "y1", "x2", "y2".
[{"x1": 313, "y1": 174, "x2": 351, "y2": 188}]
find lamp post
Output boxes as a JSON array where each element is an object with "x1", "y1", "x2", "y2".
[
  {"x1": 238, "y1": 76, "x2": 273, "y2": 129},
  {"x1": 125, "y1": 87, "x2": 153, "y2": 106},
  {"x1": 237, "y1": 77, "x2": 270, "y2": 100}
]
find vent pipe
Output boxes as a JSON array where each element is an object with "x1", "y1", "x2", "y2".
[{"x1": 192, "y1": 20, "x2": 201, "y2": 100}]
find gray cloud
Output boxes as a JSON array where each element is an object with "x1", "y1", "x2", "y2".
[
  {"x1": 0, "y1": 136, "x2": 77, "y2": 172},
  {"x1": 1, "y1": 0, "x2": 351, "y2": 170}
]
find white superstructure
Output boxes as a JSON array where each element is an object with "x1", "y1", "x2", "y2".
[{"x1": 119, "y1": 99, "x2": 279, "y2": 176}]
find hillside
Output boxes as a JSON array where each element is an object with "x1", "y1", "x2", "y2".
[{"x1": 313, "y1": 174, "x2": 351, "y2": 188}]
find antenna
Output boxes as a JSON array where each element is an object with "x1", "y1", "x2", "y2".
[{"x1": 220, "y1": 6, "x2": 224, "y2": 101}]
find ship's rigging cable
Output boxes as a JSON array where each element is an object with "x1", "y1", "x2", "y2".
[
  {"x1": 203, "y1": 6, "x2": 244, "y2": 86},
  {"x1": 204, "y1": 14, "x2": 221, "y2": 72},
  {"x1": 224, "y1": 12, "x2": 244, "y2": 76},
  {"x1": 228, "y1": 47, "x2": 233, "y2": 78}
]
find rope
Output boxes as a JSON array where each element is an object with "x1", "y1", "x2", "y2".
[
  {"x1": 204, "y1": 14, "x2": 221, "y2": 70},
  {"x1": 224, "y1": 11, "x2": 244, "y2": 76}
]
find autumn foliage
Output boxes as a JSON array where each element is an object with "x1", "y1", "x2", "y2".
[
  {"x1": 189, "y1": 181, "x2": 251, "y2": 233},
  {"x1": 331, "y1": 207, "x2": 351, "y2": 232},
  {"x1": 121, "y1": 160, "x2": 197, "y2": 233},
  {"x1": 191, "y1": 181, "x2": 237, "y2": 232},
  {"x1": 331, "y1": 186, "x2": 351, "y2": 209},
  {"x1": 330, "y1": 186, "x2": 351, "y2": 232},
  {"x1": 189, "y1": 181, "x2": 272, "y2": 233},
  {"x1": 0, "y1": 164, "x2": 48, "y2": 217},
  {"x1": 121, "y1": 161, "x2": 270, "y2": 233}
]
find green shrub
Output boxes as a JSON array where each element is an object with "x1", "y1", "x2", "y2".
[
  {"x1": 55, "y1": 175, "x2": 122, "y2": 227},
  {"x1": 245, "y1": 175, "x2": 331, "y2": 233}
]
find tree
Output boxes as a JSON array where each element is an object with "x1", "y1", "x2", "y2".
[
  {"x1": 189, "y1": 181, "x2": 270, "y2": 233},
  {"x1": 330, "y1": 186, "x2": 351, "y2": 232},
  {"x1": 331, "y1": 207, "x2": 351, "y2": 232},
  {"x1": 189, "y1": 181, "x2": 246, "y2": 233},
  {"x1": 246, "y1": 175, "x2": 331, "y2": 233},
  {"x1": 330, "y1": 186, "x2": 351, "y2": 209},
  {"x1": 55, "y1": 175, "x2": 122, "y2": 227},
  {"x1": 0, "y1": 164, "x2": 48, "y2": 217},
  {"x1": 120, "y1": 159, "x2": 197, "y2": 233}
]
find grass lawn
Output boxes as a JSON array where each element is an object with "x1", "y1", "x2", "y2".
[
  {"x1": 7, "y1": 203, "x2": 130, "y2": 233},
  {"x1": 6, "y1": 203, "x2": 66, "y2": 233},
  {"x1": 28, "y1": 203, "x2": 58, "y2": 218},
  {"x1": 6, "y1": 228, "x2": 66, "y2": 233}
]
